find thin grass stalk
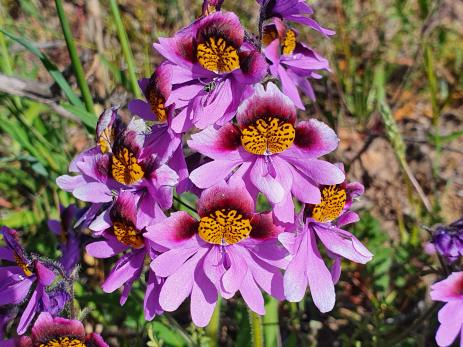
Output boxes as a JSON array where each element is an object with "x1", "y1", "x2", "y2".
[
  {"x1": 0, "y1": 12, "x2": 22, "y2": 109},
  {"x1": 55, "y1": 0, "x2": 95, "y2": 114},
  {"x1": 109, "y1": 0, "x2": 142, "y2": 98},
  {"x1": 248, "y1": 309, "x2": 264, "y2": 347},
  {"x1": 205, "y1": 297, "x2": 221, "y2": 347},
  {"x1": 263, "y1": 297, "x2": 281, "y2": 347}
]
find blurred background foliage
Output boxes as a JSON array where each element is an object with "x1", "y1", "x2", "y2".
[{"x1": 0, "y1": 0, "x2": 462, "y2": 346}]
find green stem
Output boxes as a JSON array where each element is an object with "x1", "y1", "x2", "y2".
[
  {"x1": 249, "y1": 309, "x2": 264, "y2": 347},
  {"x1": 109, "y1": 0, "x2": 142, "y2": 98},
  {"x1": 55, "y1": 0, "x2": 95, "y2": 114},
  {"x1": 205, "y1": 297, "x2": 221, "y2": 347},
  {"x1": 263, "y1": 297, "x2": 280, "y2": 347}
]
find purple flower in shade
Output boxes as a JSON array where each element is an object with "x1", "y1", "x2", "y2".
[
  {"x1": 256, "y1": 0, "x2": 335, "y2": 36},
  {"x1": 57, "y1": 107, "x2": 179, "y2": 223},
  {"x1": 278, "y1": 174, "x2": 373, "y2": 312},
  {"x1": 262, "y1": 18, "x2": 330, "y2": 108},
  {"x1": 47, "y1": 204, "x2": 82, "y2": 274},
  {"x1": 0, "y1": 227, "x2": 56, "y2": 334},
  {"x1": 202, "y1": 0, "x2": 224, "y2": 16},
  {"x1": 145, "y1": 180, "x2": 288, "y2": 327},
  {"x1": 432, "y1": 218, "x2": 463, "y2": 263},
  {"x1": 16, "y1": 312, "x2": 108, "y2": 347},
  {"x1": 188, "y1": 82, "x2": 344, "y2": 223},
  {"x1": 128, "y1": 63, "x2": 189, "y2": 193},
  {"x1": 430, "y1": 272, "x2": 463, "y2": 347},
  {"x1": 85, "y1": 191, "x2": 164, "y2": 320},
  {"x1": 154, "y1": 11, "x2": 268, "y2": 133}
]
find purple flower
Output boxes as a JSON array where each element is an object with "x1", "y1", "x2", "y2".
[
  {"x1": 430, "y1": 272, "x2": 463, "y2": 347},
  {"x1": 16, "y1": 312, "x2": 109, "y2": 347},
  {"x1": 154, "y1": 11, "x2": 268, "y2": 133},
  {"x1": 278, "y1": 175, "x2": 372, "y2": 312},
  {"x1": 0, "y1": 227, "x2": 56, "y2": 334},
  {"x1": 188, "y1": 82, "x2": 344, "y2": 223},
  {"x1": 263, "y1": 18, "x2": 330, "y2": 108},
  {"x1": 47, "y1": 204, "x2": 82, "y2": 274},
  {"x1": 145, "y1": 180, "x2": 287, "y2": 327},
  {"x1": 85, "y1": 191, "x2": 164, "y2": 320},
  {"x1": 128, "y1": 63, "x2": 189, "y2": 193},
  {"x1": 432, "y1": 218, "x2": 463, "y2": 263},
  {"x1": 256, "y1": 0, "x2": 335, "y2": 36},
  {"x1": 57, "y1": 107, "x2": 179, "y2": 223},
  {"x1": 202, "y1": 0, "x2": 224, "y2": 16}
]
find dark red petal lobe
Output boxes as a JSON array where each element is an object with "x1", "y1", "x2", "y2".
[
  {"x1": 172, "y1": 213, "x2": 199, "y2": 241},
  {"x1": 294, "y1": 121, "x2": 319, "y2": 149},
  {"x1": 196, "y1": 11, "x2": 244, "y2": 48},
  {"x1": 250, "y1": 213, "x2": 280, "y2": 240},
  {"x1": 197, "y1": 182, "x2": 254, "y2": 218},
  {"x1": 216, "y1": 123, "x2": 241, "y2": 151},
  {"x1": 31, "y1": 313, "x2": 85, "y2": 343},
  {"x1": 110, "y1": 191, "x2": 137, "y2": 225}
]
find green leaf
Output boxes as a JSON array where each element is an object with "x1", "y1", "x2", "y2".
[
  {"x1": 0, "y1": 28, "x2": 84, "y2": 108},
  {"x1": 152, "y1": 321, "x2": 188, "y2": 347},
  {"x1": 61, "y1": 102, "x2": 97, "y2": 128}
]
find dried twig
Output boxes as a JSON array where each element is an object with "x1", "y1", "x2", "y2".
[{"x1": 0, "y1": 73, "x2": 81, "y2": 122}]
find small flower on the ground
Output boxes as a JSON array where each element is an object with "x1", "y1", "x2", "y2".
[{"x1": 432, "y1": 218, "x2": 463, "y2": 263}]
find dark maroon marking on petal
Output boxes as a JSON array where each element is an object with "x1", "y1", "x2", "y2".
[
  {"x1": 31, "y1": 313, "x2": 86, "y2": 344},
  {"x1": 112, "y1": 130, "x2": 142, "y2": 158},
  {"x1": 172, "y1": 214, "x2": 199, "y2": 241},
  {"x1": 294, "y1": 122, "x2": 318, "y2": 149},
  {"x1": 140, "y1": 155, "x2": 161, "y2": 178},
  {"x1": 110, "y1": 192, "x2": 137, "y2": 225},
  {"x1": 237, "y1": 96, "x2": 296, "y2": 128},
  {"x1": 197, "y1": 183, "x2": 254, "y2": 218},
  {"x1": 94, "y1": 154, "x2": 111, "y2": 180},
  {"x1": 216, "y1": 123, "x2": 241, "y2": 151},
  {"x1": 195, "y1": 11, "x2": 244, "y2": 49},
  {"x1": 250, "y1": 213, "x2": 279, "y2": 240}
]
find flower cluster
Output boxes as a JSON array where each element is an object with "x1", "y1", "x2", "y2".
[
  {"x1": 429, "y1": 217, "x2": 463, "y2": 347},
  {"x1": 1, "y1": 0, "x2": 373, "y2": 339}
]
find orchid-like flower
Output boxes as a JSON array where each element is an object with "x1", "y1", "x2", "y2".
[
  {"x1": 14, "y1": 312, "x2": 108, "y2": 347},
  {"x1": 154, "y1": 11, "x2": 268, "y2": 133},
  {"x1": 86, "y1": 191, "x2": 164, "y2": 320},
  {"x1": 279, "y1": 174, "x2": 372, "y2": 312},
  {"x1": 188, "y1": 82, "x2": 344, "y2": 222},
  {"x1": 430, "y1": 272, "x2": 463, "y2": 347},
  {"x1": 144, "y1": 180, "x2": 287, "y2": 327},
  {"x1": 128, "y1": 62, "x2": 189, "y2": 192},
  {"x1": 256, "y1": 0, "x2": 335, "y2": 36},
  {"x1": 0, "y1": 227, "x2": 56, "y2": 334},
  {"x1": 57, "y1": 108, "x2": 178, "y2": 223},
  {"x1": 262, "y1": 18, "x2": 330, "y2": 108}
]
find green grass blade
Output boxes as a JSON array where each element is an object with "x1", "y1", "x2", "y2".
[
  {"x1": 109, "y1": 0, "x2": 142, "y2": 98},
  {"x1": 61, "y1": 102, "x2": 97, "y2": 128},
  {"x1": 0, "y1": 28, "x2": 84, "y2": 108},
  {"x1": 55, "y1": 0, "x2": 95, "y2": 115}
]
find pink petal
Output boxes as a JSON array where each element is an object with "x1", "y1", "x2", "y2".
[
  {"x1": 189, "y1": 160, "x2": 240, "y2": 189},
  {"x1": 101, "y1": 250, "x2": 145, "y2": 293},
  {"x1": 278, "y1": 64, "x2": 304, "y2": 109},
  {"x1": 73, "y1": 182, "x2": 112, "y2": 203},
  {"x1": 150, "y1": 246, "x2": 199, "y2": 277},
  {"x1": 35, "y1": 262, "x2": 55, "y2": 286},
  {"x1": 159, "y1": 248, "x2": 207, "y2": 311},
  {"x1": 306, "y1": 230, "x2": 335, "y2": 312},
  {"x1": 435, "y1": 302, "x2": 463, "y2": 347},
  {"x1": 56, "y1": 175, "x2": 86, "y2": 192},
  {"x1": 17, "y1": 286, "x2": 40, "y2": 334},
  {"x1": 284, "y1": 232, "x2": 309, "y2": 302},
  {"x1": 289, "y1": 166, "x2": 321, "y2": 204},
  {"x1": 86, "y1": 239, "x2": 128, "y2": 259},
  {"x1": 221, "y1": 246, "x2": 248, "y2": 296},
  {"x1": 239, "y1": 271, "x2": 265, "y2": 315},
  {"x1": 190, "y1": 262, "x2": 218, "y2": 327},
  {"x1": 250, "y1": 158, "x2": 284, "y2": 204}
]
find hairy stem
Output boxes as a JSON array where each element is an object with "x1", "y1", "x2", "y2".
[{"x1": 249, "y1": 309, "x2": 264, "y2": 347}]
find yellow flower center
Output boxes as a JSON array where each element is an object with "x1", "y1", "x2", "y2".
[
  {"x1": 198, "y1": 209, "x2": 252, "y2": 245},
  {"x1": 311, "y1": 185, "x2": 347, "y2": 223},
  {"x1": 111, "y1": 147, "x2": 144, "y2": 185},
  {"x1": 148, "y1": 87, "x2": 167, "y2": 122},
  {"x1": 197, "y1": 36, "x2": 240, "y2": 73},
  {"x1": 40, "y1": 337, "x2": 86, "y2": 347},
  {"x1": 113, "y1": 221, "x2": 145, "y2": 248},
  {"x1": 282, "y1": 29, "x2": 296, "y2": 55},
  {"x1": 241, "y1": 116, "x2": 295, "y2": 155},
  {"x1": 14, "y1": 253, "x2": 33, "y2": 277}
]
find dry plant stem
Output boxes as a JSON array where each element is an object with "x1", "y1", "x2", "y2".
[
  {"x1": 0, "y1": 73, "x2": 82, "y2": 122},
  {"x1": 55, "y1": 0, "x2": 95, "y2": 115}
]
